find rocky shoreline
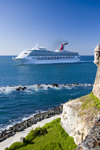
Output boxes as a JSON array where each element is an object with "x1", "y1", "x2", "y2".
[{"x1": 0, "y1": 105, "x2": 62, "y2": 142}]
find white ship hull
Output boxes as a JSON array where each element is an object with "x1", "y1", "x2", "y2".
[
  {"x1": 13, "y1": 43, "x2": 80, "y2": 64},
  {"x1": 13, "y1": 57, "x2": 80, "y2": 64}
]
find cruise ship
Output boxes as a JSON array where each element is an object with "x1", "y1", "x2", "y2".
[{"x1": 12, "y1": 43, "x2": 80, "y2": 64}]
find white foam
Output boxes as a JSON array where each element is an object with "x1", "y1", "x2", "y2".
[
  {"x1": 0, "y1": 83, "x2": 93, "y2": 95},
  {"x1": 80, "y1": 61, "x2": 93, "y2": 63},
  {"x1": 22, "y1": 113, "x2": 36, "y2": 121},
  {"x1": 0, "y1": 86, "x2": 15, "y2": 94},
  {"x1": 70, "y1": 92, "x2": 80, "y2": 96},
  {"x1": 64, "y1": 86, "x2": 72, "y2": 89}
]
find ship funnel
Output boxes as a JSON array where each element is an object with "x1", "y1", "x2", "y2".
[{"x1": 60, "y1": 42, "x2": 68, "y2": 50}]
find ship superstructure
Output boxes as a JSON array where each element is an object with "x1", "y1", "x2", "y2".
[{"x1": 13, "y1": 43, "x2": 80, "y2": 64}]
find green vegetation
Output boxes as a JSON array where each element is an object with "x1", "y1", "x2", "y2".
[
  {"x1": 78, "y1": 92, "x2": 100, "y2": 120},
  {"x1": 80, "y1": 92, "x2": 100, "y2": 110},
  {"x1": 6, "y1": 142, "x2": 25, "y2": 150},
  {"x1": 25, "y1": 127, "x2": 47, "y2": 144},
  {"x1": 90, "y1": 92, "x2": 100, "y2": 109},
  {"x1": 37, "y1": 142, "x2": 63, "y2": 150},
  {"x1": 7, "y1": 118, "x2": 77, "y2": 150}
]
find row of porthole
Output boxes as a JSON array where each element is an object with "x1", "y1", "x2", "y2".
[{"x1": 36, "y1": 56, "x2": 78, "y2": 60}]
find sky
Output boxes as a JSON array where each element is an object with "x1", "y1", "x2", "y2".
[{"x1": 0, "y1": 0, "x2": 100, "y2": 55}]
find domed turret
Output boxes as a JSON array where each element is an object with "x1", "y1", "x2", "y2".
[{"x1": 94, "y1": 44, "x2": 100, "y2": 66}]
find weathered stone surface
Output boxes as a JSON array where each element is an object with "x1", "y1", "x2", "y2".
[
  {"x1": 93, "y1": 57, "x2": 100, "y2": 99},
  {"x1": 61, "y1": 98, "x2": 87, "y2": 145},
  {"x1": 76, "y1": 119, "x2": 100, "y2": 150},
  {"x1": 61, "y1": 95, "x2": 100, "y2": 145}
]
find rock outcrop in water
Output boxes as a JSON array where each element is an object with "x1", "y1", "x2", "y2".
[{"x1": 0, "y1": 83, "x2": 93, "y2": 93}]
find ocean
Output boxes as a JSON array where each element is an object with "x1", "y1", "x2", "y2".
[{"x1": 0, "y1": 56, "x2": 97, "y2": 132}]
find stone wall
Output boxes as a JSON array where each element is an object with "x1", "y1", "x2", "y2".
[
  {"x1": 61, "y1": 98, "x2": 88, "y2": 145},
  {"x1": 93, "y1": 57, "x2": 100, "y2": 99},
  {"x1": 61, "y1": 94, "x2": 100, "y2": 145},
  {"x1": 76, "y1": 119, "x2": 100, "y2": 150}
]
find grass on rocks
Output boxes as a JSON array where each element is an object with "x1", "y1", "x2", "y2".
[
  {"x1": 6, "y1": 118, "x2": 77, "y2": 150},
  {"x1": 80, "y1": 92, "x2": 100, "y2": 110},
  {"x1": 79, "y1": 92, "x2": 100, "y2": 120}
]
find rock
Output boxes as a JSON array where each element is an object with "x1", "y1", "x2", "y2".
[
  {"x1": 16, "y1": 86, "x2": 26, "y2": 91},
  {"x1": 20, "y1": 137, "x2": 25, "y2": 143},
  {"x1": 48, "y1": 86, "x2": 50, "y2": 88},
  {"x1": 76, "y1": 119, "x2": 100, "y2": 150},
  {"x1": 52, "y1": 84, "x2": 59, "y2": 87},
  {"x1": 0, "y1": 137, "x2": 5, "y2": 142},
  {"x1": 16, "y1": 87, "x2": 22, "y2": 91},
  {"x1": 21, "y1": 87, "x2": 26, "y2": 90},
  {"x1": 4, "y1": 147, "x2": 8, "y2": 150},
  {"x1": 75, "y1": 83, "x2": 79, "y2": 85}
]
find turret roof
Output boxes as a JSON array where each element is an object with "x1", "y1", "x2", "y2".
[{"x1": 94, "y1": 44, "x2": 100, "y2": 52}]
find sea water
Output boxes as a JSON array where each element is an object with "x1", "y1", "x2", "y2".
[{"x1": 0, "y1": 56, "x2": 97, "y2": 132}]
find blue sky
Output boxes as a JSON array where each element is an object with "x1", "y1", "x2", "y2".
[{"x1": 0, "y1": 0, "x2": 100, "y2": 55}]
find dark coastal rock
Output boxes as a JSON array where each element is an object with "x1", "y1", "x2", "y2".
[
  {"x1": 52, "y1": 84, "x2": 59, "y2": 87},
  {"x1": 48, "y1": 86, "x2": 50, "y2": 88},
  {"x1": 16, "y1": 87, "x2": 22, "y2": 91},
  {"x1": 21, "y1": 87, "x2": 27, "y2": 90},
  {"x1": 76, "y1": 119, "x2": 100, "y2": 150},
  {"x1": 16, "y1": 86, "x2": 27, "y2": 91},
  {"x1": 75, "y1": 83, "x2": 79, "y2": 85},
  {"x1": 0, "y1": 105, "x2": 62, "y2": 142},
  {"x1": 12, "y1": 83, "x2": 93, "y2": 92}
]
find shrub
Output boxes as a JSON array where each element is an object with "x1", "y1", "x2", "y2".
[
  {"x1": 25, "y1": 127, "x2": 47, "y2": 143},
  {"x1": 7, "y1": 142, "x2": 25, "y2": 150}
]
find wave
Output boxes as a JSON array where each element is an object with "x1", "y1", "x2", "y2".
[
  {"x1": 0, "y1": 83, "x2": 93, "y2": 94},
  {"x1": 80, "y1": 61, "x2": 93, "y2": 63},
  {"x1": 0, "y1": 109, "x2": 46, "y2": 133}
]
